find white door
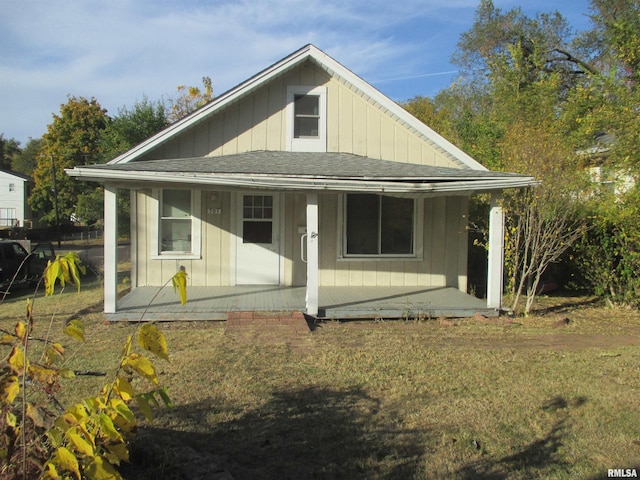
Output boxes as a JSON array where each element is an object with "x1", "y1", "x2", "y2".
[{"x1": 236, "y1": 193, "x2": 281, "y2": 284}]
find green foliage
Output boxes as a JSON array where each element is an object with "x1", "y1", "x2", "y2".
[
  {"x1": 99, "y1": 98, "x2": 169, "y2": 163},
  {"x1": 29, "y1": 97, "x2": 109, "y2": 226},
  {"x1": 0, "y1": 257, "x2": 182, "y2": 479},
  {"x1": 11, "y1": 138, "x2": 44, "y2": 177},
  {"x1": 0, "y1": 134, "x2": 21, "y2": 171},
  {"x1": 572, "y1": 186, "x2": 640, "y2": 306}
]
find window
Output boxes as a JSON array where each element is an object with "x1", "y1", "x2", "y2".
[
  {"x1": 345, "y1": 194, "x2": 415, "y2": 256},
  {"x1": 242, "y1": 195, "x2": 273, "y2": 244},
  {"x1": 293, "y1": 95, "x2": 320, "y2": 139},
  {"x1": 287, "y1": 86, "x2": 326, "y2": 152},
  {"x1": 9, "y1": 183, "x2": 15, "y2": 192},
  {"x1": 155, "y1": 189, "x2": 201, "y2": 257}
]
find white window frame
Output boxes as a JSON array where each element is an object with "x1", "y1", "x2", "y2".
[
  {"x1": 151, "y1": 188, "x2": 201, "y2": 260},
  {"x1": 286, "y1": 85, "x2": 327, "y2": 152},
  {"x1": 337, "y1": 194, "x2": 424, "y2": 260}
]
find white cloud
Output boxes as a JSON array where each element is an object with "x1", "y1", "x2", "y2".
[{"x1": 0, "y1": 0, "x2": 591, "y2": 144}]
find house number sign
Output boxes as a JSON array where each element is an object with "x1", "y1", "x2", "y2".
[{"x1": 207, "y1": 208, "x2": 222, "y2": 215}]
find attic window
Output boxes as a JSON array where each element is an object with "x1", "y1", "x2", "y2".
[
  {"x1": 287, "y1": 86, "x2": 326, "y2": 152},
  {"x1": 294, "y1": 95, "x2": 320, "y2": 138}
]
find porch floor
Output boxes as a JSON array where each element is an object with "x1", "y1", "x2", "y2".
[{"x1": 109, "y1": 285, "x2": 496, "y2": 321}]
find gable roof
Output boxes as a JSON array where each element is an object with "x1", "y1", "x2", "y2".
[
  {"x1": 109, "y1": 44, "x2": 487, "y2": 171},
  {"x1": 0, "y1": 169, "x2": 32, "y2": 182},
  {"x1": 69, "y1": 151, "x2": 535, "y2": 195}
]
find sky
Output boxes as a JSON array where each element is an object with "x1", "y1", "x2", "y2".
[{"x1": 1, "y1": 0, "x2": 593, "y2": 146}]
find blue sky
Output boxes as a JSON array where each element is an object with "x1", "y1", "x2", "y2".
[{"x1": 1, "y1": 0, "x2": 593, "y2": 146}]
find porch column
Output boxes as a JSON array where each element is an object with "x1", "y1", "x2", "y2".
[
  {"x1": 305, "y1": 192, "x2": 319, "y2": 316},
  {"x1": 487, "y1": 191, "x2": 504, "y2": 310},
  {"x1": 103, "y1": 183, "x2": 118, "y2": 314}
]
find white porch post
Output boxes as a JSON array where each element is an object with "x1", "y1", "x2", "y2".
[
  {"x1": 103, "y1": 183, "x2": 118, "y2": 314},
  {"x1": 487, "y1": 191, "x2": 504, "y2": 310},
  {"x1": 305, "y1": 192, "x2": 319, "y2": 316}
]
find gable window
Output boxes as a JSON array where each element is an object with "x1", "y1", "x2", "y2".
[
  {"x1": 9, "y1": 183, "x2": 15, "y2": 192},
  {"x1": 287, "y1": 86, "x2": 326, "y2": 152},
  {"x1": 345, "y1": 194, "x2": 415, "y2": 256},
  {"x1": 154, "y1": 189, "x2": 201, "y2": 258}
]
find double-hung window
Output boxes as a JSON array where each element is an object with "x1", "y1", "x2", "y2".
[
  {"x1": 287, "y1": 86, "x2": 326, "y2": 152},
  {"x1": 155, "y1": 189, "x2": 201, "y2": 258},
  {"x1": 344, "y1": 194, "x2": 416, "y2": 256}
]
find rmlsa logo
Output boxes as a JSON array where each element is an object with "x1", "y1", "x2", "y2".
[{"x1": 609, "y1": 469, "x2": 638, "y2": 478}]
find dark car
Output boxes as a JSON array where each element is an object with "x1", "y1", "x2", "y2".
[{"x1": 0, "y1": 240, "x2": 55, "y2": 291}]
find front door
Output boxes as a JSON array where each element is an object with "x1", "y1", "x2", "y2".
[{"x1": 236, "y1": 193, "x2": 281, "y2": 284}]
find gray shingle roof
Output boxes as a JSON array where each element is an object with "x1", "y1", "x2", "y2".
[{"x1": 85, "y1": 151, "x2": 523, "y2": 181}]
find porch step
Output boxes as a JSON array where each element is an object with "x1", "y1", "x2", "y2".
[{"x1": 225, "y1": 311, "x2": 312, "y2": 344}]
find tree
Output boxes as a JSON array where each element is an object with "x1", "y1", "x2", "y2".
[
  {"x1": 500, "y1": 122, "x2": 589, "y2": 314},
  {"x1": 100, "y1": 97, "x2": 169, "y2": 162},
  {"x1": 0, "y1": 134, "x2": 21, "y2": 171},
  {"x1": 167, "y1": 76, "x2": 213, "y2": 122},
  {"x1": 11, "y1": 138, "x2": 44, "y2": 176},
  {"x1": 29, "y1": 97, "x2": 108, "y2": 226}
]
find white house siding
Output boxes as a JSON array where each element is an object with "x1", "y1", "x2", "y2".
[
  {"x1": 0, "y1": 171, "x2": 30, "y2": 228},
  {"x1": 318, "y1": 194, "x2": 468, "y2": 289},
  {"x1": 130, "y1": 60, "x2": 470, "y2": 289},
  {"x1": 133, "y1": 189, "x2": 233, "y2": 288},
  {"x1": 136, "y1": 61, "x2": 460, "y2": 168}
]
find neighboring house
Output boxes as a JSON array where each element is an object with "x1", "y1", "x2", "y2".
[
  {"x1": 0, "y1": 169, "x2": 33, "y2": 230},
  {"x1": 67, "y1": 45, "x2": 535, "y2": 319},
  {"x1": 580, "y1": 132, "x2": 636, "y2": 197}
]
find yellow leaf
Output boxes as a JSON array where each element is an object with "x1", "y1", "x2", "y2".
[
  {"x1": 15, "y1": 321, "x2": 26, "y2": 342},
  {"x1": 47, "y1": 427, "x2": 63, "y2": 448},
  {"x1": 114, "y1": 375, "x2": 135, "y2": 401},
  {"x1": 135, "y1": 394, "x2": 154, "y2": 423},
  {"x1": 8, "y1": 346, "x2": 27, "y2": 374},
  {"x1": 0, "y1": 375, "x2": 20, "y2": 405},
  {"x1": 98, "y1": 413, "x2": 123, "y2": 442},
  {"x1": 138, "y1": 324, "x2": 169, "y2": 361},
  {"x1": 41, "y1": 462, "x2": 60, "y2": 479},
  {"x1": 27, "y1": 402, "x2": 46, "y2": 428},
  {"x1": 158, "y1": 387, "x2": 173, "y2": 409},
  {"x1": 29, "y1": 364, "x2": 59, "y2": 385},
  {"x1": 45, "y1": 259, "x2": 60, "y2": 296},
  {"x1": 67, "y1": 430, "x2": 94, "y2": 457},
  {"x1": 6, "y1": 412, "x2": 17, "y2": 428},
  {"x1": 109, "y1": 398, "x2": 136, "y2": 431},
  {"x1": 53, "y1": 446, "x2": 80, "y2": 480},
  {"x1": 172, "y1": 269, "x2": 188, "y2": 305},
  {"x1": 84, "y1": 455, "x2": 123, "y2": 480},
  {"x1": 0, "y1": 333, "x2": 14, "y2": 345},
  {"x1": 67, "y1": 403, "x2": 88, "y2": 421},
  {"x1": 63, "y1": 319, "x2": 85, "y2": 342},
  {"x1": 104, "y1": 442, "x2": 130, "y2": 465},
  {"x1": 125, "y1": 353, "x2": 158, "y2": 384}
]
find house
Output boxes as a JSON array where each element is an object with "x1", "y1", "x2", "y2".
[
  {"x1": 67, "y1": 45, "x2": 535, "y2": 320},
  {"x1": 0, "y1": 169, "x2": 33, "y2": 230}
]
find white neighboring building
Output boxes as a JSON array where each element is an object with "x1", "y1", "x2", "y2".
[{"x1": 0, "y1": 169, "x2": 33, "y2": 230}]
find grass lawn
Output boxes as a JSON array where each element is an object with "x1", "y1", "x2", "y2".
[{"x1": 1, "y1": 282, "x2": 639, "y2": 479}]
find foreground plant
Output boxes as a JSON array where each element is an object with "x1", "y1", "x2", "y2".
[{"x1": 0, "y1": 256, "x2": 184, "y2": 479}]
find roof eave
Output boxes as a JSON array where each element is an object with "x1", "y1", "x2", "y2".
[{"x1": 66, "y1": 167, "x2": 537, "y2": 193}]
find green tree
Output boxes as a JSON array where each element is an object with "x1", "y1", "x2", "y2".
[
  {"x1": 29, "y1": 97, "x2": 108, "y2": 226},
  {"x1": 101, "y1": 97, "x2": 169, "y2": 162},
  {"x1": 11, "y1": 138, "x2": 44, "y2": 176},
  {"x1": 0, "y1": 134, "x2": 21, "y2": 171}
]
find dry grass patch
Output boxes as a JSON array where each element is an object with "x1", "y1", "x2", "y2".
[{"x1": 1, "y1": 287, "x2": 639, "y2": 479}]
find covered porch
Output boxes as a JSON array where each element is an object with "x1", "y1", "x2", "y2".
[{"x1": 108, "y1": 285, "x2": 497, "y2": 322}]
